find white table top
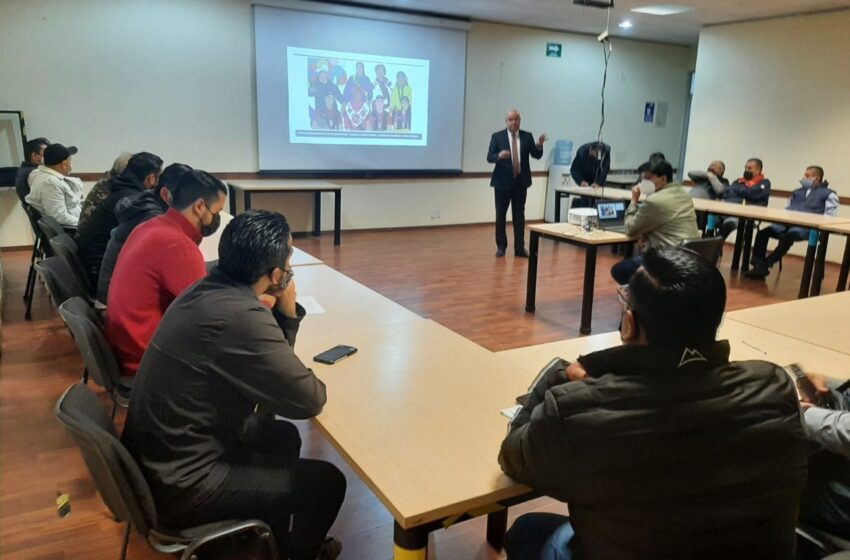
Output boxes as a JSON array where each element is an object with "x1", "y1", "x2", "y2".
[
  {"x1": 529, "y1": 222, "x2": 633, "y2": 245},
  {"x1": 199, "y1": 212, "x2": 322, "y2": 266},
  {"x1": 229, "y1": 180, "x2": 341, "y2": 192},
  {"x1": 498, "y1": 318, "x2": 850, "y2": 380},
  {"x1": 293, "y1": 318, "x2": 531, "y2": 529},
  {"x1": 727, "y1": 292, "x2": 850, "y2": 357}
]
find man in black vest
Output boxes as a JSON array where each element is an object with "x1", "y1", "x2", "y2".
[
  {"x1": 15, "y1": 137, "x2": 50, "y2": 203},
  {"x1": 746, "y1": 165, "x2": 838, "y2": 279},
  {"x1": 499, "y1": 246, "x2": 808, "y2": 560},
  {"x1": 487, "y1": 109, "x2": 547, "y2": 257}
]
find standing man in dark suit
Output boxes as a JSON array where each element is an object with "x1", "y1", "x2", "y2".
[{"x1": 487, "y1": 109, "x2": 547, "y2": 257}]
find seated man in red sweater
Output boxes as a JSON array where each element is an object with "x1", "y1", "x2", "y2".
[{"x1": 106, "y1": 170, "x2": 227, "y2": 376}]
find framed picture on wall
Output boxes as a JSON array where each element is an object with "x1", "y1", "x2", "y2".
[{"x1": 0, "y1": 111, "x2": 27, "y2": 169}]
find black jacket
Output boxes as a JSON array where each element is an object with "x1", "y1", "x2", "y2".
[
  {"x1": 75, "y1": 168, "x2": 147, "y2": 282},
  {"x1": 96, "y1": 191, "x2": 168, "y2": 303},
  {"x1": 723, "y1": 177, "x2": 772, "y2": 206},
  {"x1": 122, "y1": 268, "x2": 326, "y2": 516},
  {"x1": 487, "y1": 129, "x2": 543, "y2": 190},
  {"x1": 15, "y1": 161, "x2": 37, "y2": 203},
  {"x1": 499, "y1": 342, "x2": 808, "y2": 560},
  {"x1": 570, "y1": 142, "x2": 610, "y2": 186}
]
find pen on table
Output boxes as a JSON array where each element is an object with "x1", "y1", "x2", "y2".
[{"x1": 742, "y1": 341, "x2": 767, "y2": 355}]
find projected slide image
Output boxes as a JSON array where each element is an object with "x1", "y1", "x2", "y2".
[{"x1": 287, "y1": 47, "x2": 429, "y2": 146}]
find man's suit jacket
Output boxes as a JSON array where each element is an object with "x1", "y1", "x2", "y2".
[{"x1": 487, "y1": 129, "x2": 543, "y2": 190}]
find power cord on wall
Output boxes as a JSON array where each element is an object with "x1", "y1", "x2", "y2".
[{"x1": 595, "y1": 6, "x2": 613, "y2": 205}]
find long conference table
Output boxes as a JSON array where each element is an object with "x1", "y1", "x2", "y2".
[
  {"x1": 557, "y1": 185, "x2": 850, "y2": 297},
  {"x1": 202, "y1": 225, "x2": 850, "y2": 559}
]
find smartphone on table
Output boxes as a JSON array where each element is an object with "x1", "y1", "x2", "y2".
[{"x1": 313, "y1": 345, "x2": 358, "y2": 365}]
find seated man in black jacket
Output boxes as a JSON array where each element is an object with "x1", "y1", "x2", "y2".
[
  {"x1": 75, "y1": 151, "x2": 162, "y2": 288},
  {"x1": 14, "y1": 137, "x2": 50, "y2": 204},
  {"x1": 122, "y1": 210, "x2": 345, "y2": 560},
  {"x1": 718, "y1": 158, "x2": 772, "y2": 239},
  {"x1": 96, "y1": 162, "x2": 193, "y2": 304},
  {"x1": 499, "y1": 246, "x2": 808, "y2": 560}
]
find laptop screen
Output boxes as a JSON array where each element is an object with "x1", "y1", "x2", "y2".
[{"x1": 597, "y1": 201, "x2": 626, "y2": 223}]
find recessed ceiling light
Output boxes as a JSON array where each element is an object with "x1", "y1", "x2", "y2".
[
  {"x1": 618, "y1": 20, "x2": 633, "y2": 29},
  {"x1": 631, "y1": 4, "x2": 694, "y2": 16}
]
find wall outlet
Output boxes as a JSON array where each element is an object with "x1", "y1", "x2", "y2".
[{"x1": 430, "y1": 209, "x2": 441, "y2": 219}]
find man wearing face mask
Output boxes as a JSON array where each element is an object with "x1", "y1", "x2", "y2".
[
  {"x1": 610, "y1": 160, "x2": 699, "y2": 285},
  {"x1": 499, "y1": 247, "x2": 808, "y2": 560},
  {"x1": 96, "y1": 163, "x2": 194, "y2": 305},
  {"x1": 25, "y1": 143, "x2": 85, "y2": 229},
  {"x1": 718, "y1": 158, "x2": 771, "y2": 239},
  {"x1": 122, "y1": 210, "x2": 345, "y2": 560},
  {"x1": 106, "y1": 169, "x2": 227, "y2": 377},
  {"x1": 745, "y1": 165, "x2": 838, "y2": 280}
]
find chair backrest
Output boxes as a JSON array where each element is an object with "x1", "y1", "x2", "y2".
[
  {"x1": 34, "y1": 257, "x2": 89, "y2": 308},
  {"x1": 54, "y1": 384, "x2": 158, "y2": 537},
  {"x1": 49, "y1": 234, "x2": 93, "y2": 295},
  {"x1": 681, "y1": 236, "x2": 725, "y2": 267},
  {"x1": 59, "y1": 297, "x2": 121, "y2": 393},
  {"x1": 25, "y1": 205, "x2": 51, "y2": 257},
  {"x1": 37, "y1": 215, "x2": 66, "y2": 241}
]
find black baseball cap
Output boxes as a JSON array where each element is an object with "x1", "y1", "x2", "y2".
[{"x1": 43, "y1": 144, "x2": 78, "y2": 166}]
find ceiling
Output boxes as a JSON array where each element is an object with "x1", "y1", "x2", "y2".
[{"x1": 347, "y1": 0, "x2": 850, "y2": 45}]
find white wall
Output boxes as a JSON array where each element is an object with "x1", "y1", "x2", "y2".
[
  {"x1": 686, "y1": 10, "x2": 850, "y2": 194},
  {"x1": 685, "y1": 9, "x2": 850, "y2": 263},
  {"x1": 0, "y1": 0, "x2": 695, "y2": 246}
]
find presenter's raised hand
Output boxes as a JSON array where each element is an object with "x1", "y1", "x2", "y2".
[
  {"x1": 537, "y1": 134, "x2": 548, "y2": 146},
  {"x1": 498, "y1": 149, "x2": 511, "y2": 160}
]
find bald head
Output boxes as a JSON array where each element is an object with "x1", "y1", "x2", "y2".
[
  {"x1": 709, "y1": 160, "x2": 725, "y2": 177},
  {"x1": 505, "y1": 109, "x2": 521, "y2": 133}
]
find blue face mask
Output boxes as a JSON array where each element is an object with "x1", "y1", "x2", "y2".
[{"x1": 800, "y1": 177, "x2": 815, "y2": 189}]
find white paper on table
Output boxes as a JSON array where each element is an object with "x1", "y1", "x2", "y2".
[
  {"x1": 500, "y1": 405, "x2": 522, "y2": 420},
  {"x1": 298, "y1": 296, "x2": 326, "y2": 315}
]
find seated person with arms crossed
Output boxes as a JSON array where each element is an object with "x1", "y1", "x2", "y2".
[
  {"x1": 122, "y1": 210, "x2": 345, "y2": 560},
  {"x1": 75, "y1": 151, "x2": 162, "y2": 288},
  {"x1": 106, "y1": 169, "x2": 225, "y2": 376},
  {"x1": 718, "y1": 158, "x2": 772, "y2": 239},
  {"x1": 688, "y1": 160, "x2": 729, "y2": 200},
  {"x1": 499, "y1": 246, "x2": 809, "y2": 560},
  {"x1": 745, "y1": 165, "x2": 838, "y2": 279},
  {"x1": 797, "y1": 369, "x2": 850, "y2": 544},
  {"x1": 25, "y1": 143, "x2": 84, "y2": 229},
  {"x1": 610, "y1": 160, "x2": 699, "y2": 284},
  {"x1": 15, "y1": 137, "x2": 50, "y2": 204}
]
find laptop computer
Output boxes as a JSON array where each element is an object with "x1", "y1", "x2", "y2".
[{"x1": 597, "y1": 201, "x2": 627, "y2": 233}]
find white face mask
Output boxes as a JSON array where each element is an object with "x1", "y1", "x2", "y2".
[{"x1": 639, "y1": 179, "x2": 656, "y2": 196}]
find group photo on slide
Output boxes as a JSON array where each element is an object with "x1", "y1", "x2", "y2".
[{"x1": 286, "y1": 46, "x2": 428, "y2": 146}]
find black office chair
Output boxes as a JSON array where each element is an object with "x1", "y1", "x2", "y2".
[
  {"x1": 681, "y1": 236, "x2": 725, "y2": 267},
  {"x1": 37, "y1": 214, "x2": 68, "y2": 240},
  {"x1": 49, "y1": 233, "x2": 94, "y2": 297},
  {"x1": 34, "y1": 257, "x2": 90, "y2": 310},
  {"x1": 55, "y1": 384, "x2": 280, "y2": 560},
  {"x1": 797, "y1": 525, "x2": 850, "y2": 560},
  {"x1": 22, "y1": 204, "x2": 47, "y2": 320},
  {"x1": 58, "y1": 297, "x2": 130, "y2": 413}
]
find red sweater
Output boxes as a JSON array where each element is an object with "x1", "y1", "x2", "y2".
[{"x1": 106, "y1": 208, "x2": 206, "y2": 376}]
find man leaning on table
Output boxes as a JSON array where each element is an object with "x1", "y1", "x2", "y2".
[
  {"x1": 122, "y1": 210, "x2": 345, "y2": 560},
  {"x1": 610, "y1": 160, "x2": 699, "y2": 284},
  {"x1": 794, "y1": 369, "x2": 850, "y2": 543},
  {"x1": 499, "y1": 246, "x2": 808, "y2": 560}
]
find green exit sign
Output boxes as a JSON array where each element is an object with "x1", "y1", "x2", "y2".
[{"x1": 546, "y1": 43, "x2": 562, "y2": 58}]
